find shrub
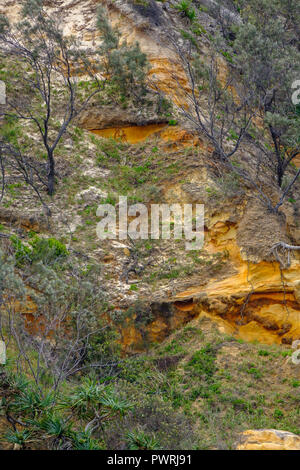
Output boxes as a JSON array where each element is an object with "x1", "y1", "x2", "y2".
[
  {"x1": 5, "y1": 430, "x2": 32, "y2": 448},
  {"x1": 274, "y1": 409, "x2": 284, "y2": 419},
  {"x1": 10, "y1": 235, "x2": 68, "y2": 265},
  {"x1": 126, "y1": 429, "x2": 161, "y2": 450},
  {"x1": 175, "y1": 1, "x2": 196, "y2": 21},
  {"x1": 105, "y1": 395, "x2": 198, "y2": 450},
  {"x1": 10, "y1": 235, "x2": 32, "y2": 265},
  {"x1": 29, "y1": 237, "x2": 68, "y2": 263}
]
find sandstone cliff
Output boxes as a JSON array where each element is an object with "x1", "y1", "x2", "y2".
[{"x1": 0, "y1": 0, "x2": 299, "y2": 451}]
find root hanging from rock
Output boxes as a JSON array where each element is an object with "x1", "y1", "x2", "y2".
[{"x1": 270, "y1": 242, "x2": 300, "y2": 268}]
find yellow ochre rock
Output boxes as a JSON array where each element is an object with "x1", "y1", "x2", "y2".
[
  {"x1": 174, "y1": 217, "x2": 300, "y2": 345},
  {"x1": 91, "y1": 124, "x2": 200, "y2": 146},
  {"x1": 235, "y1": 429, "x2": 300, "y2": 450}
]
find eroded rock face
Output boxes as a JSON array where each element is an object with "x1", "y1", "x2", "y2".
[
  {"x1": 90, "y1": 124, "x2": 168, "y2": 144},
  {"x1": 1, "y1": 0, "x2": 299, "y2": 352},
  {"x1": 120, "y1": 197, "x2": 300, "y2": 351},
  {"x1": 1, "y1": 0, "x2": 192, "y2": 131},
  {"x1": 0, "y1": 208, "x2": 49, "y2": 232},
  {"x1": 235, "y1": 429, "x2": 300, "y2": 450},
  {"x1": 106, "y1": 193, "x2": 299, "y2": 352},
  {"x1": 119, "y1": 301, "x2": 198, "y2": 352},
  {"x1": 173, "y1": 213, "x2": 300, "y2": 345}
]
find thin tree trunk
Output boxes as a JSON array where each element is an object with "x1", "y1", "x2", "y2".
[
  {"x1": 277, "y1": 164, "x2": 283, "y2": 187},
  {"x1": 47, "y1": 151, "x2": 55, "y2": 196}
]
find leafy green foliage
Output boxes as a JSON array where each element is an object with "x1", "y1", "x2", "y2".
[
  {"x1": 233, "y1": 0, "x2": 300, "y2": 189},
  {"x1": 5, "y1": 430, "x2": 32, "y2": 447},
  {"x1": 64, "y1": 377, "x2": 132, "y2": 421},
  {"x1": 97, "y1": 6, "x2": 148, "y2": 104},
  {"x1": 186, "y1": 344, "x2": 217, "y2": 380},
  {"x1": 9, "y1": 388, "x2": 55, "y2": 418},
  {"x1": 29, "y1": 237, "x2": 69, "y2": 263},
  {"x1": 126, "y1": 429, "x2": 161, "y2": 450},
  {"x1": 30, "y1": 414, "x2": 72, "y2": 438},
  {"x1": 10, "y1": 235, "x2": 68, "y2": 266},
  {"x1": 175, "y1": 1, "x2": 196, "y2": 21}
]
